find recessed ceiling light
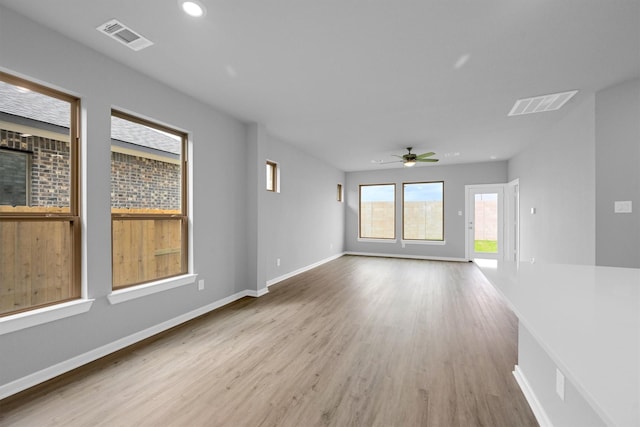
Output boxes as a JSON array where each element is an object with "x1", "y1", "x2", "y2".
[{"x1": 180, "y1": 0, "x2": 206, "y2": 17}]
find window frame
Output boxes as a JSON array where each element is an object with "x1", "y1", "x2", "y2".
[
  {"x1": 402, "y1": 180, "x2": 445, "y2": 242},
  {"x1": 266, "y1": 160, "x2": 278, "y2": 192},
  {"x1": 0, "y1": 71, "x2": 81, "y2": 317},
  {"x1": 358, "y1": 183, "x2": 396, "y2": 240},
  {"x1": 110, "y1": 109, "x2": 188, "y2": 290}
]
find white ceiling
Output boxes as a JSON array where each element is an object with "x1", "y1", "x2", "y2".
[{"x1": 1, "y1": 0, "x2": 638, "y2": 171}]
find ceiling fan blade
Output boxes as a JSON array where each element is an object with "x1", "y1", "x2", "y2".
[
  {"x1": 391, "y1": 154, "x2": 405, "y2": 159},
  {"x1": 417, "y1": 158, "x2": 439, "y2": 162},
  {"x1": 416, "y1": 152, "x2": 435, "y2": 158}
]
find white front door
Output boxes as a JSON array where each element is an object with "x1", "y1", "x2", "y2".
[{"x1": 466, "y1": 185, "x2": 504, "y2": 260}]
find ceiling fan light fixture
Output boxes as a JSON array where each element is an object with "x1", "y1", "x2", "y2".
[{"x1": 404, "y1": 160, "x2": 416, "y2": 167}]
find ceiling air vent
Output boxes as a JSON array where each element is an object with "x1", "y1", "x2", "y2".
[
  {"x1": 508, "y1": 90, "x2": 578, "y2": 116},
  {"x1": 96, "y1": 19, "x2": 153, "y2": 51}
]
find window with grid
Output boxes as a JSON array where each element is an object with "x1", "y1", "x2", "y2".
[
  {"x1": 0, "y1": 71, "x2": 81, "y2": 316},
  {"x1": 110, "y1": 110, "x2": 188, "y2": 289}
]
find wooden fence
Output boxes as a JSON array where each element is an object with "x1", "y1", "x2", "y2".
[
  {"x1": 111, "y1": 211, "x2": 184, "y2": 289},
  {"x1": 0, "y1": 207, "x2": 183, "y2": 315},
  {"x1": 0, "y1": 210, "x2": 76, "y2": 316}
]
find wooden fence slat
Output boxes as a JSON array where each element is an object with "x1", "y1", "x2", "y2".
[{"x1": 2, "y1": 208, "x2": 185, "y2": 309}]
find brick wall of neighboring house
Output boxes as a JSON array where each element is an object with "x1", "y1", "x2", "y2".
[
  {"x1": 1, "y1": 128, "x2": 180, "y2": 210},
  {"x1": 1, "y1": 129, "x2": 70, "y2": 207},
  {"x1": 111, "y1": 152, "x2": 180, "y2": 210}
]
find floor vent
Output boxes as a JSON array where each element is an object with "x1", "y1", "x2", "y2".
[
  {"x1": 508, "y1": 90, "x2": 578, "y2": 116},
  {"x1": 96, "y1": 19, "x2": 154, "y2": 51}
]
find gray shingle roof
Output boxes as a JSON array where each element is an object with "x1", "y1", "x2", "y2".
[
  {"x1": 0, "y1": 80, "x2": 180, "y2": 155},
  {"x1": 111, "y1": 116, "x2": 180, "y2": 155},
  {"x1": 0, "y1": 79, "x2": 69, "y2": 128}
]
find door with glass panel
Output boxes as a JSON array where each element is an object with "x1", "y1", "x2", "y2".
[{"x1": 466, "y1": 186, "x2": 504, "y2": 260}]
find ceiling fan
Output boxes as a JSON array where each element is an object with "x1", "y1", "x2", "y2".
[{"x1": 384, "y1": 147, "x2": 439, "y2": 167}]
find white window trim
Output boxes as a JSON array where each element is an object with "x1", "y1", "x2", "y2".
[
  {"x1": 401, "y1": 239, "x2": 446, "y2": 247},
  {"x1": 357, "y1": 238, "x2": 398, "y2": 243},
  {"x1": 0, "y1": 299, "x2": 95, "y2": 336},
  {"x1": 107, "y1": 273, "x2": 198, "y2": 305}
]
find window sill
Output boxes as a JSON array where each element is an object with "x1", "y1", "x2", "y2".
[
  {"x1": 357, "y1": 238, "x2": 398, "y2": 243},
  {"x1": 401, "y1": 239, "x2": 446, "y2": 247},
  {"x1": 107, "y1": 274, "x2": 198, "y2": 305},
  {"x1": 0, "y1": 299, "x2": 95, "y2": 336}
]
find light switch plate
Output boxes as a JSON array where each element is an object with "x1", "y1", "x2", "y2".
[{"x1": 614, "y1": 201, "x2": 632, "y2": 213}]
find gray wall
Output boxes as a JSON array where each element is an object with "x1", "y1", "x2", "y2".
[
  {"x1": 508, "y1": 95, "x2": 596, "y2": 265},
  {"x1": 518, "y1": 324, "x2": 606, "y2": 427},
  {"x1": 0, "y1": 6, "x2": 251, "y2": 387},
  {"x1": 0, "y1": 5, "x2": 347, "y2": 392},
  {"x1": 260, "y1": 131, "x2": 345, "y2": 284},
  {"x1": 595, "y1": 78, "x2": 640, "y2": 268},
  {"x1": 345, "y1": 161, "x2": 507, "y2": 259}
]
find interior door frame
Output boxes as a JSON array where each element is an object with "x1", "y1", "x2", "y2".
[{"x1": 465, "y1": 183, "x2": 505, "y2": 261}]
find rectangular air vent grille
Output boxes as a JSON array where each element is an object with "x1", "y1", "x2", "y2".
[
  {"x1": 97, "y1": 19, "x2": 153, "y2": 51},
  {"x1": 508, "y1": 90, "x2": 578, "y2": 116}
]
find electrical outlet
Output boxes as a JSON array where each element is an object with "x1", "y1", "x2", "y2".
[
  {"x1": 198, "y1": 279, "x2": 205, "y2": 291},
  {"x1": 556, "y1": 368, "x2": 565, "y2": 401},
  {"x1": 614, "y1": 201, "x2": 632, "y2": 213},
  {"x1": 276, "y1": 258, "x2": 281, "y2": 267}
]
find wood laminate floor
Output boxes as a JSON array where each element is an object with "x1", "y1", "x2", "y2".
[{"x1": 0, "y1": 256, "x2": 538, "y2": 426}]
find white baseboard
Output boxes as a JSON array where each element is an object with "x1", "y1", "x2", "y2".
[
  {"x1": 0, "y1": 289, "x2": 252, "y2": 401},
  {"x1": 513, "y1": 365, "x2": 553, "y2": 427},
  {"x1": 246, "y1": 287, "x2": 269, "y2": 297},
  {"x1": 266, "y1": 253, "x2": 345, "y2": 287},
  {"x1": 346, "y1": 251, "x2": 467, "y2": 263}
]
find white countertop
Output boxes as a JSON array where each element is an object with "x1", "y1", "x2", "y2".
[{"x1": 475, "y1": 259, "x2": 639, "y2": 427}]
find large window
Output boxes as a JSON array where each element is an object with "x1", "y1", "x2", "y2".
[
  {"x1": 359, "y1": 184, "x2": 395, "y2": 239},
  {"x1": 110, "y1": 110, "x2": 187, "y2": 289},
  {"x1": 0, "y1": 71, "x2": 81, "y2": 316},
  {"x1": 403, "y1": 181, "x2": 444, "y2": 241}
]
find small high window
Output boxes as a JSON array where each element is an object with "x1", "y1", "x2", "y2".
[{"x1": 266, "y1": 160, "x2": 278, "y2": 192}]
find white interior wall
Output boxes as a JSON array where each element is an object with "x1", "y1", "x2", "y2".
[{"x1": 595, "y1": 78, "x2": 640, "y2": 268}]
